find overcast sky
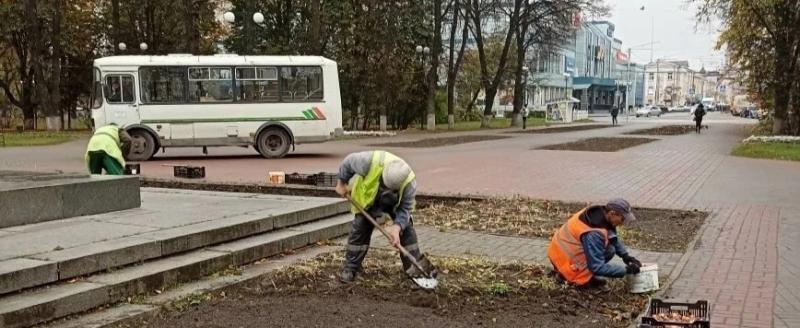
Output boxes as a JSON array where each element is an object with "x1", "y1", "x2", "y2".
[{"x1": 603, "y1": 0, "x2": 725, "y2": 70}]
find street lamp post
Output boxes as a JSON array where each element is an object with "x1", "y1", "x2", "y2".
[
  {"x1": 522, "y1": 65, "x2": 529, "y2": 129},
  {"x1": 223, "y1": 11, "x2": 265, "y2": 54},
  {"x1": 415, "y1": 45, "x2": 431, "y2": 130},
  {"x1": 563, "y1": 72, "x2": 571, "y2": 121}
]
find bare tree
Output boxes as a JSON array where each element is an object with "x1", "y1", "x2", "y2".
[
  {"x1": 467, "y1": 0, "x2": 521, "y2": 128},
  {"x1": 445, "y1": 0, "x2": 470, "y2": 129},
  {"x1": 510, "y1": 0, "x2": 602, "y2": 127}
]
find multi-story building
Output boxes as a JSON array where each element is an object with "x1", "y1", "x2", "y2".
[
  {"x1": 572, "y1": 21, "x2": 618, "y2": 112},
  {"x1": 614, "y1": 54, "x2": 646, "y2": 108},
  {"x1": 528, "y1": 46, "x2": 575, "y2": 111},
  {"x1": 644, "y1": 60, "x2": 698, "y2": 106}
]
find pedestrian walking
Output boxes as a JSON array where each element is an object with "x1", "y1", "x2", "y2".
[
  {"x1": 611, "y1": 106, "x2": 620, "y2": 126},
  {"x1": 693, "y1": 103, "x2": 706, "y2": 133}
]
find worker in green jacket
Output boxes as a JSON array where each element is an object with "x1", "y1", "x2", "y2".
[
  {"x1": 335, "y1": 150, "x2": 426, "y2": 283},
  {"x1": 85, "y1": 123, "x2": 132, "y2": 175}
]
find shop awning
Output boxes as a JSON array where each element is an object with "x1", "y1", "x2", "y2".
[
  {"x1": 545, "y1": 97, "x2": 581, "y2": 105},
  {"x1": 572, "y1": 84, "x2": 591, "y2": 90}
]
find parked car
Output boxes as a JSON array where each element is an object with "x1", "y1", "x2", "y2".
[
  {"x1": 636, "y1": 106, "x2": 662, "y2": 117},
  {"x1": 669, "y1": 105, "x2": 690, "y2": 112},
  {"x1": 741, "y1": 107, "x2": 764, "y2": 119}
]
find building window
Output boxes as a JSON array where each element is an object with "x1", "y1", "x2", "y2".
[
  {"x1": 667, "y1": 73, "x2": 673, "y2": 80},
  {"x1": 649, "y1": 73, "x2": 654, "y2": 80}
]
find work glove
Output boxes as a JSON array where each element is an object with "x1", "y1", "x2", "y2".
[
  {"x1": 622, "y1": 255, "x2": 642, "y2": 269},
  {"x1": 626, "y1": 264, "x2": 641, "y2": 275}
]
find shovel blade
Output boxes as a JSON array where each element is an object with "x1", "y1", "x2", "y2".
[
  {"x1": 412, "y1": 277, "x2": 438, "y2": 290},
  {"x1": 405, "y1": 254, "x2": 439, "y2": 290}
]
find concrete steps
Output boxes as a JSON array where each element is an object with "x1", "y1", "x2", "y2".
[
  {"x1": 0, "y1": 189, "x2": 347, "y2": 296},
  {"x1": 0, "y1": 214, "x2": 352, "y2": 328},
  {"x1": 0, "y1": 172, "x2": 140, "y2": 229}
]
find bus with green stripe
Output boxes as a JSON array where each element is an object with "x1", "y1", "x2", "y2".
[{"x1": 90, "y1": 55, "x2": 343, "y2": 160}]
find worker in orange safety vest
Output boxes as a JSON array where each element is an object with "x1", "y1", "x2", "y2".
[{"x1": 547, "y1": 198, "x2": 642, "y2": 288}]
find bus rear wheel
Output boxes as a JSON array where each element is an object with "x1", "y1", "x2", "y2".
[
  {"x1": 125, "y1": 129, "x2": 157, "y2": 161},
  {"x1": 256, "y1": 127, "x2": 291, "y2": 158}
]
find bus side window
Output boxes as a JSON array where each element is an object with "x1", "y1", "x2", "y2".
[
  {"x1": 279, "y1": 66, "x2": 323, "y2": 102},
  {"x1": 104, "y1": 75, "x2": 135, "y2": 104}
]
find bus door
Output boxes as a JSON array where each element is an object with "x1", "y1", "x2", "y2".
[{"x1": 102, "y1": 72, "x2": 140, "y2": 126}]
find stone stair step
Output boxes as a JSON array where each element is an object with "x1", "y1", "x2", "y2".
[
  {"x1": 0, "y1": 197, "x2": 347, "y2": 296},
  {"x1": 0, "y1": 172, "x2": 140, "y2": 229},
  {"x1": 0, "y1": 214, "x2": 351, "y2": 328}
]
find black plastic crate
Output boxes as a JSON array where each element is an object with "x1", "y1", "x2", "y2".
[
  {"x1": 174, "y1": 166, "x2": 205, "y2": 179},
  {"x1": 124, "y1": 163, "x2": 141, "y2": 175},
  {"x1": 313, "y1": 172, "x2": 338, "y2": 187},
  {"x1": 285, "y1": 173, "x2": 314, "y2": 185},
  {"x1": 640, "y1": 299, "x2": 710, "y2": 328}
]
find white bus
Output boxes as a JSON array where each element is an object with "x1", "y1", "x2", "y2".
[{"x1": 90, "y1": 55, "x2": 343, "y2": 160}]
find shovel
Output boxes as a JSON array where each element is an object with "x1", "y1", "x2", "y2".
[{"x1": 344, "y1": 195, "x2": 439, "y2": 290}]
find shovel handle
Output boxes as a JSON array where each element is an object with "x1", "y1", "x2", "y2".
[{"x1": 344, "y1": 194, "x2": 432, "y2": 279}]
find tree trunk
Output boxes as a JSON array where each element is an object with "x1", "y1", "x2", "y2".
[
  {"x1": 426, "y1": 0, "x2": 444, "y2": 131},
  {"x1": 183, "y1": 0, "x2": 195, "y2": 53},
  {"x1": 481, "y1": 114, "x2": 492, "y2": 128},
  {"x1": 773, "y1": 42, "x2": 791, "y2": 134},
  {"x1": 112, "y1": 0, "x2": 120, "y2": 54},
  {"x1": 511, "y1": 10, "x2": 527, "y2": 127},
  {"x1": 481, "y1": 87, "x2": 498, "y2": 128},
  {"x1": 447, "y1": 0, "x2": 468, "y2": 130},
  {"x1": 790, "y1": 82, "x2": 800, "y2": 135},
  {"x1": 466, "y1": 88, "x2": 480, "y2": 113},
  {"x1": 310, "y1": 0, "x2": 322, "y2": 55},
  {"x1": 47, "y1": 0, "x2": 64, "y2": 131},
  {"x1": 471, "y1": 0, "x2": 521, "y2": 125},
  {"x1": 23, "y1": 117, "x2": 35, "y2": 130}
]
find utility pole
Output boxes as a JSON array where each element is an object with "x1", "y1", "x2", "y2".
[
  {"x1": 626, "y1": 48, "x2": 631, "y2": 115},
  {"x1": 655, "y1": 60, "x2": 660, "y2": 105}
]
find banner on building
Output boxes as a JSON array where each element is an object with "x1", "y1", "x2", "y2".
[
  {"x1": 565, "y1": 57, "x2": 575, "y2": 74},
  {"x1": 615, "y1": 50, "x2": 629, "y2": 62}
]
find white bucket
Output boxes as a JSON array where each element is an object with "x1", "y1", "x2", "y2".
[
  {"x1": 268, "y1": 171, "x2": 285, "y2": 184},
  {"x1": 628, "y1": 263, "x2": 659, "y2": 293}
]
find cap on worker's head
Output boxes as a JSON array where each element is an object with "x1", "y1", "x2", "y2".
[
  {"x1": 382, "y1": 159, "x2": 412, "y2": 190},
  {"x1": 606, "y1": 198, "x2": 636, "y2": 223}
]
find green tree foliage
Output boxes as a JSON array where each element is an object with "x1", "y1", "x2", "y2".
[
  {"x1": 697, "y1": 0, "x2": 800, "y2": 135},
  {"x1": 226, "y1": 0, "x2": 431, "y2": 130}
]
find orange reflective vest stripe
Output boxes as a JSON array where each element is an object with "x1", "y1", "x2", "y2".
[{"x1": 546, "y1": 208, "x2": 609, "y2": 285}]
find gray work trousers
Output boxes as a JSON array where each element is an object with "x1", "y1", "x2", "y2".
[{"x1": 342, "y1": 204, "x2": 422, "y2": 273}]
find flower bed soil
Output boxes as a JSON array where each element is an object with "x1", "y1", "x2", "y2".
[
  {"x1": 510, "y1": 124, "x2": 613, "y2": 134},
  {"x1": 369, "y1": 135, "x2": 509, "y2": 148},
  {"x1": 415, "y1": 197, "x2": 707, "y2": 252},
  {"x1": 121, "y1": 251, "x2": 648, "y2": 328},
  {"x1": 535, "y1": 137, "x2": 657, "y2": 152},
  {"x1": 624, "y1": 125, "x2": 696, "y2": 135}
]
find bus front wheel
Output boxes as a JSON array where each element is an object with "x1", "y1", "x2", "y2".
[
  {"x1": 256, "y1": 127, "x2": 291, "y2": 158},
  {"x1": 125, "y1": 129, "x2": 157, "y2": 161}
]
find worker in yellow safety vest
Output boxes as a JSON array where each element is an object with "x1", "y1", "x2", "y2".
[
  {"x1": 84, "y1": 123, "x2": 132, "y2": 175},
  {"x1": 335, "y1": 150, "x2": 428, "y2": 283}
]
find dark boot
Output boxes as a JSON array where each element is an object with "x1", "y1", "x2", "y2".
[{"x1": 339, "y1": 268, "x2": 357, "y2": 283}]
